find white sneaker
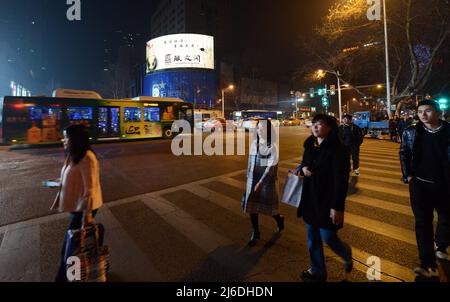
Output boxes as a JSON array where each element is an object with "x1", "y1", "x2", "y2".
[
  {"x1": 414, "y1": 267, "x2": 440, "y2": 278},
  {"x1": 434, "y1": 243, "x2": 449, "y2": 260},
  {"x1": 436, "y1": 251, "x2": 450, "y2": 261},
  {"x1": 354, "y1": 169, "x2": 360, "y2": 176}
]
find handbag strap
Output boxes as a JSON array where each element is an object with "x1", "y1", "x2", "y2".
[{"x1": 293, "y1": 165, "x2": 302, "y2": 175}]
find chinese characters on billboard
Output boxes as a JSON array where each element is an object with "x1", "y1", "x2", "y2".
[{"x1": 146, "y1": 34, "x2": 215, "y2": 73}]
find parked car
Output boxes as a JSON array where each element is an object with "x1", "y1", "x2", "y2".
[
  {"x1": 305, "y1": 118, "x2": 313, "y2": 128},
  {"x1": 203, "y1": 118, "x2": 229, "y2": 132},
  {"x1": 282, "y1": 118, "x2": 301, "y2": 126}
]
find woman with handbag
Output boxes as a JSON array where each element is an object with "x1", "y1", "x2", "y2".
[
  {"x1": 297, "y1": 114, "x2": 352, "y2": 282},
  {"x1": 242, "y1": 119, "x2": 284, "y2": 247},
  {"x1": 48, "y1": 124, "x2": 103, "y2": 282}
]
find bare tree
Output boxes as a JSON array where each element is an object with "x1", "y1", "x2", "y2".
[
  {"x1": 93, "y1": 64, "x2": 131, "y2": 99},
  {"x1": 296, "y1": 0, "x2": 449, "y2": 103}
]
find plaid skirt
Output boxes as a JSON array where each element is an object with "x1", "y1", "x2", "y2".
[{"x1": 242, "y1": 155, "x2": 279, "y2": 216}]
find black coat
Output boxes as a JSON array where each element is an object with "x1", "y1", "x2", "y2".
[
  {"x1": 400, "y1": 121, "x2": 450, "y2": 185},
  {"x1": 297, "y1": 136, "x2": 351, "y2": 230},
  {"x1": 339, "y1": 124, "x2": 364, "y2": 147}
]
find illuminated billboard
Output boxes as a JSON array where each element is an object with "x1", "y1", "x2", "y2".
[
  {"x1": 146, "y1": 34, "x2": 214, "y2": 73},
  {"x1": 144, "y1": 69, "x2": 217, "y2": 106}
]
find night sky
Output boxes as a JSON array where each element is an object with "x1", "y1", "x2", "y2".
[{"x1": 1, "y1": 0, "x2": 336, "y2": 93}]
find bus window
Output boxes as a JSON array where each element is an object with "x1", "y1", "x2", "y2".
[
  {"x1": 161, "y1": 106, "x2": 175, "y2": 121},
  {"x1": 179, "y1": 108, "x2": 192, "y2": 121},
  {"x1": 144, "y1": 107, "x2": 160, "y2": 122},
  {"x1": 28, "y1": 107, "x2": 62, "y2": 142},
  {"x1": 28, "y1": 107, "x2": 62, "y2": 124},
  {"x1": 29, "y1": 107, "x2": 43, "y2": 121},
  {"x1": 124, "y1": 107, "x2": 142, "y2": 122},
  {"x1": 67, "y1": 107, "x2": 93, "y2": 120}
]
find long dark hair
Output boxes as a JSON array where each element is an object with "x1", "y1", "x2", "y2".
[
  {"x1": 65, "y1": 124, "x2": 95, "y2": 165},
  {"x1": 256, "y1": 119, "x2": 277, "y2": 154}
]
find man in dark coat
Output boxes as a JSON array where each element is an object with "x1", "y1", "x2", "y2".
[
  {"x1": 297, "y1": 114, "x2": 352, "y2": 282},
  {"x1": 389, "y1": 117, "x2": 398, "y2": 142},
  {"x1": 339, "y1": 114, "x2": 364, "y2": 176},
  {"x1": 400, "y1": 100, "x2": 450, "y2": 281}
]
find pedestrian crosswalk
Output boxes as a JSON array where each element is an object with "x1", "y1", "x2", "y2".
[{"x1": 0, "y1": 140, "x2": 447, "y2": 282}]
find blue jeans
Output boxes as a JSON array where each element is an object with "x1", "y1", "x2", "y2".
[{"x1": 306, "y1": 224, "x2": 352, "y2": 278}]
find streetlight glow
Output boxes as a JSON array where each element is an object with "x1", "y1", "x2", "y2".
[{"x1": 221, "y1": 84, "x2": 235, "y2": 119}]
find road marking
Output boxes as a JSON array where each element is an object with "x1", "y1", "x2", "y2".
[
  {"x1": 359, "y1": 167, "x2": 403, "y2": 177},
  {"x1": 346, "y1": 195, "x2": 413, "y2": 217},
  {"x1": 142, "y1": 193, "x2": 232, "y2": 254},
  {"x1": 276, "y1": 167, "x2": 409, "y2": 197},
  {"x1": 216, "y1": 176, "x2": 415, "y2": 245},
  {"x1": 345, "y1": 212, "x2": 416, "y2": 246},
  {"x1": 359, "y1": 156, "x2": 401, "y2": 165},
  {"x1": 360, "y1": 160, "x2": 402, "y2": 169},
  {"x1": 356, "y1": 182, "x2": 409, "y2": 198},
  {"x1": 357, "y1": 173, "x2": 404, "y2": 184},
  {"x1": 97, "y1": 206, "x2": 164, "y2": 281},
  {"x1": 360, "y1": 151, "x2": 399, "y2": 158},
  {"x1": 0, "y1": 224, "x2": 41, "y2": 282},
  {"x1": 361, "y1": 148, "x2": 399, "y2": 155},
  {"x1": 182, "y1": 183, "x2": 415, "y2": 282}
]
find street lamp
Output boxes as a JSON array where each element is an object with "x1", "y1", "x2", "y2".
[
  {"x1": 316, "y1": 69, "x2": 343, "y2": 122},
  {"x1": 382, "y1": 0, "x2": 392, "y2": 119},
  {"x1": 221, "y1": 84, "x2": 234, "y2": 119}
]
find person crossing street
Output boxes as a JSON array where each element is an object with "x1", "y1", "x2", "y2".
[
  {"x1": 339, "y1": 114, "x2": 364, "y2": 176},
  {"x1": 400, "y1": 100, "x2": 450, "y2": 282}
]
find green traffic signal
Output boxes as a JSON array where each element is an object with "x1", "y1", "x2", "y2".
[{"x1": 438, "y1": 98, "x2": 448, "y2": 110}]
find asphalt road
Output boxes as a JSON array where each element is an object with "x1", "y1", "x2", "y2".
[{"x1": 0, "y1": 127, "x2": 307, "y2": 226}]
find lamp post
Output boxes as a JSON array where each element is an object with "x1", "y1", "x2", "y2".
[
  {"x1": 221, "y1": 85, "x2": 234, "y2": 119},
  {"x1": 383, "y1": 0, "x2": 392, "y2": 119}
]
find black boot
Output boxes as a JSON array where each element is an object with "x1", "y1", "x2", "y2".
[
  {"x1": 248, "y1": 214, "x2": 260, "y2": 246},
  {"x1": 248, "y1": 231, "x2": 260, "y2": 247},
  {"x1": 274, "y1": 215, "x2": 285, "y2": 233}
]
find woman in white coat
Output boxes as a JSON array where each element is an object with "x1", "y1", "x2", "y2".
[{"x1": 50, "y1": 124, "x2": 103, "y2": 282}]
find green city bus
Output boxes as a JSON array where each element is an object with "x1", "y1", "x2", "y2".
[{"x1": 0, "y1": 91, "x2": 193, "y2": 146}]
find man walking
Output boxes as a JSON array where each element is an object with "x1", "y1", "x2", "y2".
[
  {"x1": 400, "y1": 100, "x2": 450, "y2": 281},
  {"x1": 389, "y1": 117, "x2": 398, "y2": 142},
  {"x1": 339, "y1": 114, "x2": 364, "y2": 176}
]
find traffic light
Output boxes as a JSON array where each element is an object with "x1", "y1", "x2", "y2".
[
  {"x1": 330, "y1": 85, "x2": 336, "y2": 96},
  {"x1": 438, "y1": 98, "x2": 448, "y2": 110},
  {"x1": 309, "y1": 88, "x2": 315, "y2": 98},
  {"x1": 322, "y1": 96, "x2": 329, "y2": 107}
]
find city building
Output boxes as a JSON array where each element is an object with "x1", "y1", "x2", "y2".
[
  {"x1": 146, "y1": 0, "x2": 287, "y2": 113},
  {"x1": 0, "y1": 0, "x2": 48, "y2": 97}
]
